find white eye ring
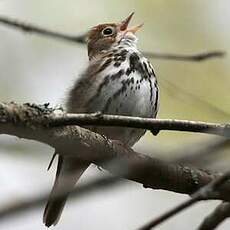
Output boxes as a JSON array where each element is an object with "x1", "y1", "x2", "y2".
[{"x1": 102, "y1": 27, "x2": 115, "y2": 36}]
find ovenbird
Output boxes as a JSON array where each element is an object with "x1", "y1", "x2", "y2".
[{"x1": 43, "y1": 12, "x2": 159, "y2": 227}]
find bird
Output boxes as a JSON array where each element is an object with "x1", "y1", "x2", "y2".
[{"x1": 43, "y1": 12, "x2": 159, "y2": 227}]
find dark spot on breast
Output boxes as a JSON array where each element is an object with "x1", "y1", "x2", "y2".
[
  {"x1": 143, "y1": 62, "x2": 152, "y2": 79},
  {"x1": 86, "y1": 69, "x2": 124, "y2": 107},
  {"x1": 113, "y1": 49, "x2": 128, "y2": 68},
  {"x1": 126, "y1": 68, "x2": 132, "y2": 76},
  {"x1": 120, "y1": 49, "x2": 128, "y2": 56},
  {"x1": 148, "y1": 78, "x2": 154, "y2": 104},
  {"x1": 129, "y1": 53, "x2": 149, "y2": 80},
  {"x1": 85, "y1": 74, "x2": 110, "y2": 106},
  {"x1": 154, "y1": 81, "x2": 159, "y2": 113},
  {"x1": 129, "y1": 53, "x2": 140, "y2": 70},
  {"x1": 102, "y1": 78, "x2": 133, "y2": 113},
  {"x1": 114, "y1": 49, "x2": 127, "y2": 60},
  {"x1": 148, "y1": 60, "x2": 156, "y2": 77},
  {"x1": 114, "y1": 62, "x2": 121, "y2": 67}
]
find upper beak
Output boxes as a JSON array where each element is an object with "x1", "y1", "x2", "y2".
[{"x1": 119, "y1": 12, "x2": 143, "y2": 33}]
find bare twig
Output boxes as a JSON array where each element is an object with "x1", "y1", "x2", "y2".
[
  {"x1": 0, "y1": 16, "x2": 86, "y2": 43},
  {"x1": 198, "y1": 202, "x2": 230, "y2": 230},
  {"x1": 0, "y1": 176, "x2": 121, "y2": 220},
  {"x1": 161, "y1": 78, "x2": 230, "y2": 119},
  {"x1": 0, "y1": 102, "x2": 230, "y2": 137},
  {"x1": 173, "y1": 138, "x2": 230, "y2": 165},
  {"x1": 142, "y1": 51, "x2": 226, "y2": 62},
  {"x1": 139, "y1": 196, "x2": 200, "y2": 230},
  {"x1": 0, "y1": 16, "x2": 226, "y2": 61},
  {"x1": 138, "y1": 171, "x2": 230, "y2": 230},
  {"x1": 48, "y1": 112, "x2": 230, "y2": 137}
]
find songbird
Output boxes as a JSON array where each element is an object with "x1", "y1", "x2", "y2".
[{"x1": 43, "y1": 12, "x2": 159, "y2": 227}]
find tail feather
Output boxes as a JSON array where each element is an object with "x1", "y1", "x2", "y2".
[
  {"x1": 43, "y1": 156, "x2": 89, "y2": 227},
  {"x1": 43, "y1": 195, "x2": 66, "y2": 227}
]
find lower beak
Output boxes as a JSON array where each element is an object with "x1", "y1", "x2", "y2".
[{"x1": 125, "y1": 23, "x2": 144, "y2": 34}]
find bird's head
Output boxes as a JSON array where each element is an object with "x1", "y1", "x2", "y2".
[{"x1": 87, "y1": 12, "x2": 143, "y2": 59}]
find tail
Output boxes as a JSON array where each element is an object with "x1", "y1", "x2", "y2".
[{"x1": 43, "y1": 155, "x2": 89, "y2": 227}]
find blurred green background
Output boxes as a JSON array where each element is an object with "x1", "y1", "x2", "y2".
[{"x1": 0, "y1": 1, "x2": 229, "y2": 229}]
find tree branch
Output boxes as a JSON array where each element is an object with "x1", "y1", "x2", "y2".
[
  {"x1": 198, "y1": 202, "x2": 230, "y2": 230},
  {"x1": 0, "y1": 175, "x2": 121, "y2": 221},
  {"x1": 0, "y1": 16, "x2": 86, "y2": 43},
  {"x1": 0, "y1": 102, "x2": 230, "y2": 229},
  {"x1": 1, "y1": 102, "x2": 229, "y2": 137},
  {"x1": 142, "y1": 51, "x2": 226, "y2": 62},
  {"x1": 172, "y1": 138, "x2": 230, "y2": 165},
  {"x1": 139, "y1": 171, "x2": 230, "y2": 230},
  {"x1": 0, "y1": 102, "x2": 230, "y2": 199},
  {"x1": 0, "y1": 16, "x2": 226, "y2": 62},
  {"x1": 48, "y1": 112, "x2": 230, "y2": 137}
]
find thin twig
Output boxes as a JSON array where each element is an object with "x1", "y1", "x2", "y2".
[
  {"x1": 0, "y1": 176, "x2": 121, "y2": 220},
  {"x1": 0, "y1": 102, "x2": 230, "y2": 137},
  {"x1": 138, "y1": 171, "x2": 230, "y2": 230},
  {"x1": 161, "y1": 78, "x2": 230, "y2": 118},
  {"x1": 0, "y1": 16, "x2": 226, "y2": 61},
  {"x1": 142, "y1": 51, "x2": 226, "y2": 62},
  {"x1": 49, "y1": 113, "x2": 230, "y2": 137},
  {"x1": 0, "y1": 16, "x2": 86, "y2": 43},
  {"x1": 198, "y1": 202, "x2": 230, "y2": 230},
  {"x1": 1, "y1": 102, "x2": 230, "y2": 137},
  {"x1": 139, "y1": 196, "x2": 200, "y2": 230},
  {"x1": 172, "y1": 138, "x2": 230, "y2": 165}
]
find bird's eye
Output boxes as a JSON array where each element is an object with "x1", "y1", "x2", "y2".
[{"x1": 102, "y1": 27, "x2": 114, "y2": 36}]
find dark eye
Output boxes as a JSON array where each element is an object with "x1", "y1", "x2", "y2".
[{"x1": 102, "y1": 27, "x2": 114, "y2": 36}]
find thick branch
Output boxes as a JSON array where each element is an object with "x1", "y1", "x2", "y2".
[
  {"x1": 0, "y1": 102, "x2": 230, "y2": 200},
  {"x1": 0, "y1": 16, "x2": 226, "y2": 61}
]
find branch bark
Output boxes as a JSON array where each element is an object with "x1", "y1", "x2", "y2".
[
  {"x1": 48, "y1": 112, "x2": 230, "y2": 137},
  {"x1": 0, "y1": 102, "x2": 230, "y2": 200}
]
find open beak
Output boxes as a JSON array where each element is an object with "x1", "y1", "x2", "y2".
[{"x1": 119, "y1": 12, "x2": 143, "y2": 34}]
